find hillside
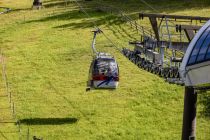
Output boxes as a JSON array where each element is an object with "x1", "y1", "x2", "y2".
[{"x1": 0, "y1": 0, "x2": 209, "y2": 139}]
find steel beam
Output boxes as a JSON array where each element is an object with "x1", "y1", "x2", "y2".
[
  {"x1": 139, "y1": 13, "x2": 210, "y2": 21},
  {"x1": 176, "y1": 25, "x2": 201, "y2": 32},
  {"x1": 182, "y1": 86, "x2": 197, "y2": 140},
  {"x1": 149, "y1": 17, "x2": 160, "y2": 41},
  {"x1": 176, "y1": 25, "x2": 201, "y2": 42},
  {"x1": 184, "y1": 29, "x2": 195, "y2": 42}
]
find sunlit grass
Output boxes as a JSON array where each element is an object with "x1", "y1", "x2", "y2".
[{"x1": 0, "y1": 0, "x2": 209, "y2": 139}]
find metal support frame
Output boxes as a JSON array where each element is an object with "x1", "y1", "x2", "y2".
[
  {"x1": 140, "y1": 13, "x2": 209, "y2": 43},
  {"x1": 184, "y1": 29, "x2": 195, "y2": 42},
  {"x1": 149, "y1": 17, "x2": 160, "y2": 41},
  {"x1": 182, "y1": 86, "x2": 197, "y2": 140},
  {"x1": 92, "y1": 31, "x2": 98, "y2": 55},
  {"x1": 160, "y1": 46, "x2": 165, "y2": 66},
  {"x1": 176, "y1": 25, "x2": 201, "y2": 42},
  {"x1": 164, "y1": 17, "x2": 176, "y2": 59},
  {"x1": 176, "y1": 25, "x2": 201, "y2": 31},
  {"x1": 139, "y1": 13, "x2": 210, "y2": 21}
]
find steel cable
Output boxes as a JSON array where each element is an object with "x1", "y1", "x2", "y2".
[{"x1": 73, "y1": 0, "x2": 124, "y2": 52}]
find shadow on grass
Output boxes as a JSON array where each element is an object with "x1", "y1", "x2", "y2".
[
  {"x1": 25, "y1": 9, "x2": 107, "y2": 23},
  {"x1": 53, "y1": 15, "x2": 114, "y2": 29},
  {"x1": 43, "y1": 0, "x2": 75, "y2": 8},
  {"x1": 102, "y1": 0, "x2": 210, "y2": 13},
  {"x1": 43, "y1": 0, "x2": 88, "y2": 8},
  {"x1": 18, "y1": 118, "x2": 78, "y2": 125},
  {"x1": 198, "y1": 92, "x2": 210, "y2": 118},
  {"x1": 25, "y1": 7, "x2": 126, "y2": 30},
  {"x1": 11, "y1": 8, "x2": 32, "y2": 12}
]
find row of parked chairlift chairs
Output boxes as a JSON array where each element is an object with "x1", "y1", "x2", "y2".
[{"x1": 122, "y1": 48, "x2": 182, "y2": 83}]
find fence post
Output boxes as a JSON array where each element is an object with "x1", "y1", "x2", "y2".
[
  {"x1": 9, "y1": 91, "x2": 11, "y2": 103},
  {"x1": 18, "y1": 121, "x2": 21, "y2": 140},
  {"x1": 129, "y1": 20, "x2": 131, "y2": 28},
  {"x1": 142, "y1": 26, "x2": 145, "y2": 38},
  {"x1": 135, "y1": 21, "x2": 138, "y2": 33},
  {"x1": 64, "y1": 0, "x2": 67, "y2": 8},
  {"x1": 27, "y1": 127, "x2": 29, "y2": 140},
  {"x1": 12, "y1": 102, "x2": 15, "y2": 118}
]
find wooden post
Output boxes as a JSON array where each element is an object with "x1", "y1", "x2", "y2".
[
  {"x1": 9, "y1": 91, "x2": 11, "y2": 103},
  {"x1": 135, "y1": 21, "x2": 138, "y2": 33},
  {"x1": 27, "y1": 127, "x2": 30, "y2": 140},
  {"x1": 182, "y1": 86, "x2": 197, "y2": 140},
  {"x1": 12, "y1": 102, "x2": 15, "y2": 118},
  {"x1": 18, "y1": 121, "x2": 21, "y2": 140}
]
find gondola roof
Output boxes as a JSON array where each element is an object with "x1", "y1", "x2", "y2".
[{"x1": 180, "y1": 20, "x2": 210, "y2": 88}]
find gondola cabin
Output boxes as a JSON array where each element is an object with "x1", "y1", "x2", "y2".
[
  {"x1": 180, "y1": 20, "x2": 210, "y2": 89},
  {"x1": 90, "y1": 53, "x2": 119, "y2": 89}
]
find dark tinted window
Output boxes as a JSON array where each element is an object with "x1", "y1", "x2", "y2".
[
  {"x1": 188, "y1": 26, "x2": 210, "y2": 65},
  {"x1": 196, "y1": 33, "x2": 210, "y2": 62},
  {"x1": 205, "y1": 45, "x2": 210, "y2": 59},
  {"x1": 94, "y1": 58, "x2": 118, "y2": 76}
]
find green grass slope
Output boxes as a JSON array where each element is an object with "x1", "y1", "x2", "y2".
[{"x1": 0, "y1": 0, "x2": 209, "y2": 139}]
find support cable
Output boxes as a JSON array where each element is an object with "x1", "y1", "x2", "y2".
[{"x1": 73, "y1": 0, "x2": 123, "y2": 52}]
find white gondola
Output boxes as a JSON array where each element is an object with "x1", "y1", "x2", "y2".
[
  {"x1": 88, "y1": 29, "x2": 119, "y2": 89},
  {"x1": 180, "y1": 20, "x2": 210, "y2": 89},
  {"x1": 90, "y1": 53, "x2": 119, "y2": 88}
]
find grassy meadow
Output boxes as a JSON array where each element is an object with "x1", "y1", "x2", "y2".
[{"x1": 0, "y1": 0, "x2": 209, "y2": 139}]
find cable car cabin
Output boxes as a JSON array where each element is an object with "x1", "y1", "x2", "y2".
[
  {"x1": 89, "y1": 53, "x2": 119, "y2": 89},
  {"x1": 180, "y1": 20, "x2": 210, "y2": 89}
]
